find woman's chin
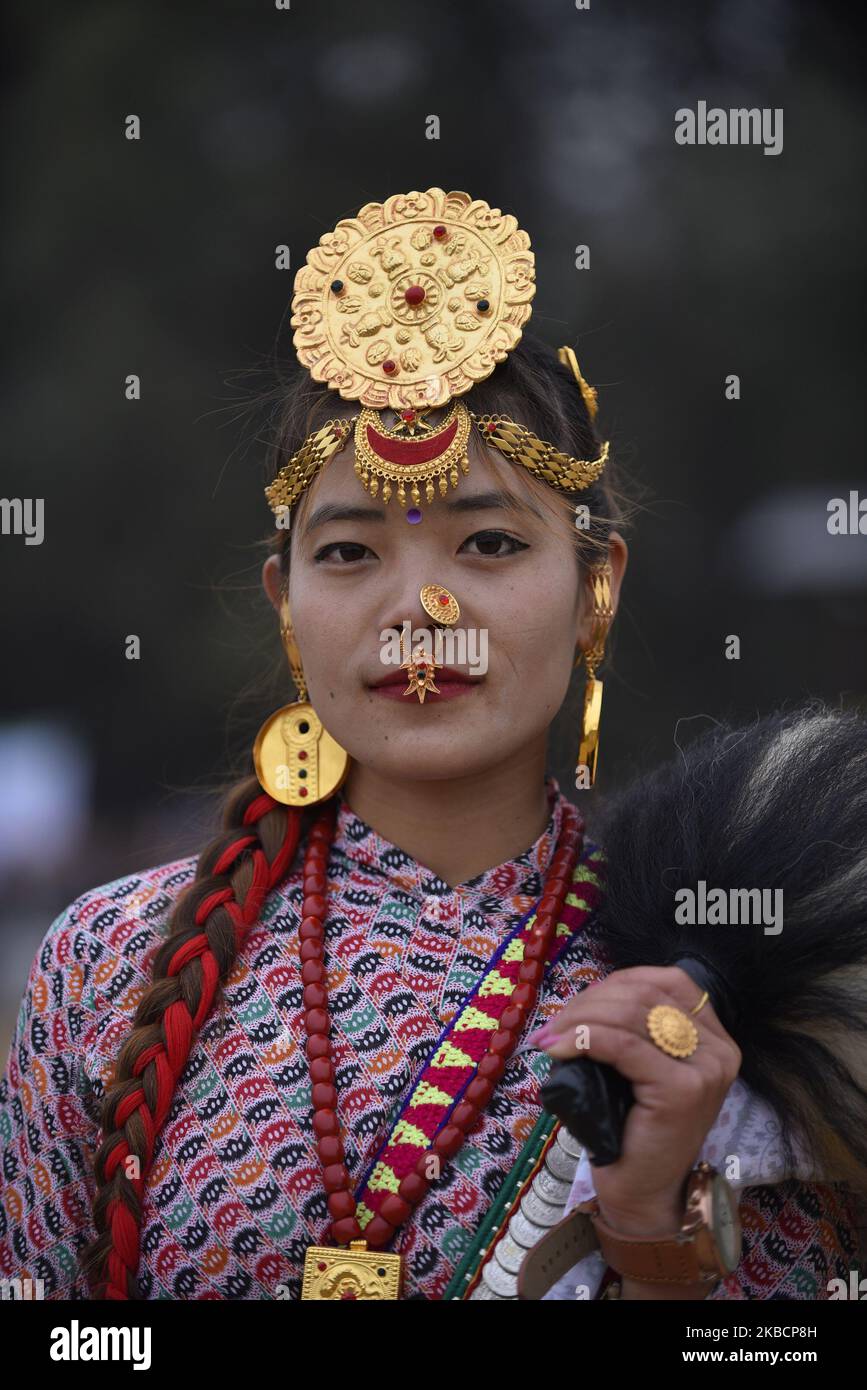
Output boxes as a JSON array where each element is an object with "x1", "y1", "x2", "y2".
[{"x1": 342, "y1": 728, "x2": 508, "y2": 783}]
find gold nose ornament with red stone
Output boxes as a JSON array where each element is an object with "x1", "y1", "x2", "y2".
[
  {"x1": 400, "y1": 585, "x2": 461, "y2": 702},
  {"x1": 420, "y1": 584, "x2": 460, "y2": 626}
]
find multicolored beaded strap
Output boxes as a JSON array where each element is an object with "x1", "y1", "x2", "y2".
[{"x1": 352, "y1": 839, "x2": 607, "y2": 1236}]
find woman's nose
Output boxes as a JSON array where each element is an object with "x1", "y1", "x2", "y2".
[{"x1": 380, "y1": 578, "x2": 464, "y2": 637}]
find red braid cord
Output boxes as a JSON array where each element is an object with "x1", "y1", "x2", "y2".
[{"x1": 98, "y1": 793, "x2": 303, "y2": 1299}]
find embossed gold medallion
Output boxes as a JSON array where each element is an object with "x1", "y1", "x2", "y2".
[
  {"x1": 646, "y1": 1004, "x2": 699, "y2": 1059},
  {"x1": 301, "y1": 1241, "x2": 402, "y2": 1300},
  {"x1": 291, "y1": 187, "x2": 535, "y2": 410}
]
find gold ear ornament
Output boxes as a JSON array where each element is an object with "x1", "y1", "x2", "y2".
[
  {"x1": 575, "y1": 562, "x2": 614, "y2": 789},
  {"x1": 252, "y1": 593, "x2": 350, "y2": 806}
]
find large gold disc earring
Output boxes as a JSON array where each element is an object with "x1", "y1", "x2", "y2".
[
  {"x1": 252, "y1": 594, "x2": 350, "y2": 805},
  {"x1": 575, "y1": 562, "x2": 613, "y2": 789}
]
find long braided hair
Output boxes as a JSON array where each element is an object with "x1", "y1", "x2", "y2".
[
  {"x1": 80, "y1": 787, "x2": 314, "y2": 1297},
  {"x1": 80, "y1": 332, "x2": 625, "y2": 1299}
]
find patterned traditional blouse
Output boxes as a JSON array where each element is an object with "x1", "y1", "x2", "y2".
[{"x1": 0, "y1": 777, "x2": 859, "y2": 1300}]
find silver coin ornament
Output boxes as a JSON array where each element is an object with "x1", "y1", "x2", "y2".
[
  {"x1": 521, "y1": 1188, "x2": 563, "y2": 1229},
  {"x1": 544, "y1": 1143, "x2": 580, "y2": 1182},
  {"x1": 533, "y1": 1167, "x2": 572, "y2": 1205},
  {"x1": 494, "y1": 1233, "x2": 527, "y2": 1276},
  {"x1": 482, "y1": 1258, "x2": 519, "y2": 1298},
  {"x1": 510, "y1": 1207, "x2": 549, "y2": 1249}
]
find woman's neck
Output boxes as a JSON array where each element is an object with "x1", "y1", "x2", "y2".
[{"x1": 342, "y1": 742, "x2": 553, "y2": 889}]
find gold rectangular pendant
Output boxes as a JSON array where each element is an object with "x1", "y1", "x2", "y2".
[{"x1": 301, "y1": 1240, "x2": 403, "y2": 1300}]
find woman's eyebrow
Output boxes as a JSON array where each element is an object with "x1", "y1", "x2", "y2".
[
  {"x1": 445, "y1": 489, "x2": 544, "y2": 519},
  {"x1": 302, "y1": 502, "x2": 386, "y2": 537},
  {"x1": 302, "y1": 489, "x2": 543, "y2": 537}
]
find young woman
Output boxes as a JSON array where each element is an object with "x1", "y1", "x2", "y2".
[{"x1": 0, "y1": 189, "x2": 862, "y2": 1302}]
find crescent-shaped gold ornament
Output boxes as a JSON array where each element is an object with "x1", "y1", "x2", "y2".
[{"x1": 291, "y1": 188, "x2": 535, "y2": 410}]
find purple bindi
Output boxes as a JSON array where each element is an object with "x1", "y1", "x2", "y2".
[{"x1": 406, "y1": 508, "x2": 422, "y2": 524}]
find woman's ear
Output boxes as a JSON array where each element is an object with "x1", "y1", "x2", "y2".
[
  {"x1": 262, "y1": 553, "x2": 284, "y2": 614},
  {"x1": 574, "y1": 531, "x2": 628, "y2": 651}
]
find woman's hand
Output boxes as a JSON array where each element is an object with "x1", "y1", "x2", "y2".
[{"x1": 529, "y1": 965, "x2": 742, "y2": 1238}]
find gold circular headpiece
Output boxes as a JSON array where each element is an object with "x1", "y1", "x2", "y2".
[
  {"x1": 291, "y1": 188, "x2": 535, "y2": 410},
  {"x1": 265, "y1": 189, "x2": 608, "y2": 518}
]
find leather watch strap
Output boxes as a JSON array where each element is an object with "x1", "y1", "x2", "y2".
[
  {"x1": 589, "y1": 1208, "x2": 714, "y2": 1284},
  {"x1": 516, "y1": 1205, "x2": 601, "y2": 1300}
]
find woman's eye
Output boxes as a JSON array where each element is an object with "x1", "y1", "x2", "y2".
[
  {"x1": 313, "y1": 542, "x2": 373, "y2": 564},
  {"x1": 460, "y1": 529, "x2": 529, "y2": 558}
]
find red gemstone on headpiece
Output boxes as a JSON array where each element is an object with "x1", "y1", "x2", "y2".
[
  {"x1": 486, "y1": 422, "x2": 496, "y2": 433},
  {"x1": 298, "y1": 750, "x2": 307, "y2": 761},
  {"x1": 404, "y1": 285, "x2": 425, "y2": 306},
  {"x1": 298, "y1": 787, "x2": 308, "y2": 797},
  {"x1": 438, "y1": 594, "x2": 449, "y2": 605},
  {"x1": 433, "y1": 225, "x2": 447, "y2": 240},
  {"x1": 401, "y1": 409, "x2": 416, "y2": 422},
  {"x1": 383, "y1": 360, "x2": 397, "y2": 374}
]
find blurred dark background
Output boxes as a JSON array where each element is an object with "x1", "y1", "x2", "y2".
[{"x1": 2, "y1": 0, "x2": 865, "y2": 1050}]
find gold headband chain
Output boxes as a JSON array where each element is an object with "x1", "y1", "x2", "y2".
[{"x1": 264, "y1": 188, "x2": 609, "y2": 517}]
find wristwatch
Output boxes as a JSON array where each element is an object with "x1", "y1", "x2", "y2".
[{"x1": 583, "y1": 1161, "x2": 742, "y2": 1285}]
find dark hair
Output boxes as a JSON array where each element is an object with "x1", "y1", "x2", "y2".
[
  {"x1": 593, "y1": 702, "x2": 867, "y2": 1188},
  {"x1": 81, "y1": 329, "x2": 635, "y2": 1297}
]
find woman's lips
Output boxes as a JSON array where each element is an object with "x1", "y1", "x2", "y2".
[
  {"x1": 368, "y1": 668, "x2": 484, "y2": 702},
  {"x1": 371, "y1": 679, "x2": 480, "y2": 702}
]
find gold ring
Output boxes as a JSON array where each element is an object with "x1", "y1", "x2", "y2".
[
  {"x1": 646, "y1": 1004, "x2": 699, "y2": 1059},
  {"x1": 690, "y1": 990, "x2": 709, "y2": 1017}
]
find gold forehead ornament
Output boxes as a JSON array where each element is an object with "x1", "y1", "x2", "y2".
[{"x1": 264, "y1": 188, "x2": 608, "y2": 516}]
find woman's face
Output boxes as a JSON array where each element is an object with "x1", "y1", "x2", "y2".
[{"x1": 262, "y1": 429, "x2": 626, "y2": 784}]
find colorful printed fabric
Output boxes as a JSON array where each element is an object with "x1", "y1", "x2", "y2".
[
  {"x1": 0, "y1": 775, "x2": 860, "y2": 1300},
  {"x1": 707, "y1": 1180, "x2": 859, "y2": 1300},
  {"x1": 353, "y1": 840, "x2": 604, "y2": 1230}
]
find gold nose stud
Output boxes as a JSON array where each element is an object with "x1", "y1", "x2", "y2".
[{"x1": 419, "y1": 584, "x2": 460, "y2": 626}]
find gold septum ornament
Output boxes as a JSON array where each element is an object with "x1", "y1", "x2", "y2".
[
  {"x1": 400, "y1": 639, "x2": 440, "y2": 703},
  {"x1": 398, "y1": 584, "x2": 461, "y2": 702},
  {"x1": 264, "y1": 187, "x2": 610, "y2": 519},
  {"x1": 252, "y1": 594, "x2": 350, "y2": 807}
]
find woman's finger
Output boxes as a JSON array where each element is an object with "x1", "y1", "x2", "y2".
[
  {"x1": 537, "y1": 990, "x2": 741, "y2": 1083},
  {"x1": 584, "y1": 965, "x2": 735, "y2": 1044},
  {"x1": 533, "y1": 966, "x2": 739, "y2": 1060}
]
